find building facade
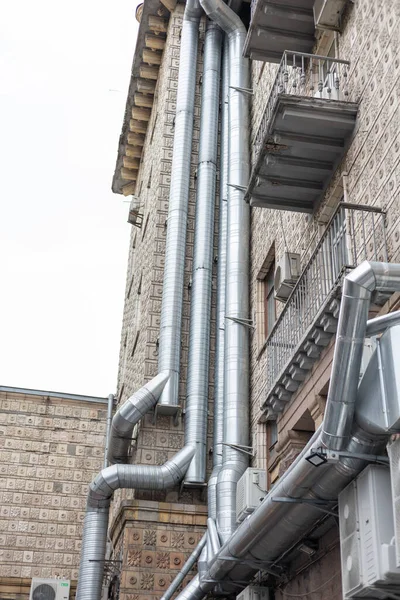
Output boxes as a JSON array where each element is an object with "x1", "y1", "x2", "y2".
[
  {"x1": 0, "y1": 386, "x2": 110, "y2": 599},
  {"x1": 102, "y1": 1, "x2": 400, "y2": 600}
]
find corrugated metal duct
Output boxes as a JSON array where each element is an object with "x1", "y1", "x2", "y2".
[
  {"x1": 196, "y1": 0, "x2": 251, "y2": 545},
  {"x1": 184, "y1": 20, "x2": 222, "y2": 485},
  {"x1": 173, "y1": 261, "x2": 400, "y2": 600},
  {"x1": 157, "y1": 0, "x2": 204, "y2": 414}
]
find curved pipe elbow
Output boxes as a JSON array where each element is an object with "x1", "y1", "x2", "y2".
[
  {"x1": 199, "y1": 0, "x2": 245, "y2": 36},
  {"x1": 107, "y1": 372, "x2": 169, "y2": 464}
]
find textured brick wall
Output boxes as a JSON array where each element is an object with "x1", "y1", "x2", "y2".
[{"x1": 0, "y1": 389, "x2": 107, "y2": 595}]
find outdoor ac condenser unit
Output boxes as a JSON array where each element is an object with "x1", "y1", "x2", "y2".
[
  {"x1": 236, "y1": 468, "x2": 267, "y2": 523},
  {"x1": 274, "y1": 252, "x2": 301, "y2": 302},
  {"x1": 313, "y1": 0, "x2": 347, "y2": 30},
  {"x1": 339, "y1": 465, "x2": 400, "y2": 599},
  {"x1": 387, "y1": 437, "x2": 400, "y2": 568},
  {"x1": 29, "y1": 579, "x2": 70, "y2": 600},
  {"x1": 237, "y1": 585, "x2": 270, "y2": 600}
]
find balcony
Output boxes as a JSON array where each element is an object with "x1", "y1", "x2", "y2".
[
  {"x1": 243, "y1": 0, "x2": 315, "y2": 63},
  {"x1": 246, "y1": 51, "x2": 358, "y2": 213},
  {"x1": 260, "y1": 203, "x2": 388, "y2": 419}
]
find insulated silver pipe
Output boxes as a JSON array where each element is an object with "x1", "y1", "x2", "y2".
[
  {"x1": 103, "y1": 394, "x2": 114, "y2": 469},
  {"x1": 107, "y1": 372, "x2": 169, "y2": 464},
  {"x1": 199, "y1": 0, "x2": 251, "y2": 543},
  {"x1": 185, "y1": 20, "x2": 222, "y2": 484},
  {"x1": 158, "y1": 0, "x2": 203, "y2": 413},
  {"x1": 160, "y1": 533, "x2": 207, "y2": 600},
  {"x1": 322, "y1": 262, "x2": 400, "y2": 451},
  {"x1": 366, "y1": 309, "x2": 400, "y2": 337},
  {"x1": 76, "y1": 446, "x2": 195, "y2": 600},
  {"x1": 172, "y1": 262, "x2": 400, "y2": 600},
  {"x1": 209, "y1": 35, "x2": 229, "y2": 520}
]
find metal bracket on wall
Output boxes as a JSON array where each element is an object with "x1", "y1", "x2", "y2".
[
  {"x1": 222, "y1": 555, "x2": 284, "y2": 577},
  {"x1": 229, "y1": 85, "x2": 254, "y2": 95},
  {"x1": 227, "y1": 183, "x2": 247, "y2": 192},
  {"x1": 153, "y1": 404, "x2": 181, "y2": 427},
  {"x1": 272, "y1": 497, "x2": 338, "y2": 518},
  {"x1": 222, "y1": 442, "x2": 253, "y2": 457},
  {"x1": 225, "y1": 316, "x2": 255, "y2": 329}
]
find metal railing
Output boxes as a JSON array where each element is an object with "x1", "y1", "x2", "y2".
[
  {"x1": 253, "y1": 50, "x2": 351, "y2": 161},
  {"x1": 264, "y1": 203, "x2": 387, "y2": 393}
]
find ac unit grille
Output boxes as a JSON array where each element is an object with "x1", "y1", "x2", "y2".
[
  {"x1": 339, "y1": 482, "x2": 357, "y2": 541},
  {"x1": 31, "y1": 584, "x2": 57, "y2": 600},
  {"x1": 341, "y1": 534, "x2": 361, "y2": 597}
]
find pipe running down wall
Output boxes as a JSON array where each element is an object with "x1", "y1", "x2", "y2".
[
  {"x1": 208, "y1": 34, "x2": 230, "y2": 520},
  {"x1": 198, "y1": 0, "x2": 251, "y2": 545},
  {"x1": 77, "y1": 1, "x2": 205, "y2": 596},
  {"x1": 157, "y1": 0, "x2": 203, "y2": 415},
  {"x1": 185, "y1": 20, "x2": 222, "y2": 485},
  {"x1": 173, "y1": 261, "x2": 400, "y2": 600}
]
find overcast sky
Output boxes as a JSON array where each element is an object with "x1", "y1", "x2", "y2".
[{"x1": 0, "y1": 0, "x2": 141, "y2": 397}]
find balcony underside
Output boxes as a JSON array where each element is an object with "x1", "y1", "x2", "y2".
[
  {"x1": 246, "y1": 95, "x2": 359, "y2": 213},
  {"x1": 243, "y1": 0, "x2": 315, "y2": 63}
]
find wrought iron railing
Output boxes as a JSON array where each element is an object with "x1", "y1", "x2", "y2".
[
  {"x1": 264, "y1": 203, "x2": 387, "y2": 393},
  {"x1": 253, "y1": 50, "x2": 351, "y2": 162}
]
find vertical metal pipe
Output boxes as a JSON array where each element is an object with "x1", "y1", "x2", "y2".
[
  {"x1": 158, "y1": 0, "x2": 203, "y2": 413},
  {"x1": 208, "y1": 35, "x2": 229, "y2": 519},
  {"x1": 185, "y1": 20, "x2": 222, "y2": 484},
  {"x1": 103, "y1": 394, "x2": 114, "y2": 469},
  {"x1": 160, "y1": 534, "x2": 207, "y2": 600},
  {"x1": 199, "y1": 0, "x2": 251, "y2": 543}
]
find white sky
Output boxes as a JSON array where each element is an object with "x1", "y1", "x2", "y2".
[{"x1": 0, "y1": 0, "x2": 141, "y2": 396}]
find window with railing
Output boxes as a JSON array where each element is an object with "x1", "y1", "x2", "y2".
[{"x1": 263, "y1": 203, "x2": 387, "y2": 394}]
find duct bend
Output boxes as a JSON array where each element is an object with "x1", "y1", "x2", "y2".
[
  {"x1": 157, "y1": 0, "x2": 203, "y2": 413},
  {"x1": 76, "y1": 445, "x2": 195, "y2": 600},
  {"x1": 322, "y1": 261, "x2": 400, "y2": 451},
  {"x1": 107, "y1": 372, "x2": 169, "y2": 464},
  {"x1": 200, "y1": 0, "x2": 251, "y2": 543}
]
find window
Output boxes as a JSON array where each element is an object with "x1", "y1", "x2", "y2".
[
  {"x1": 264, "y1": 262, "x2": 276, "y2": 340},
  {"x1": 256, "y1": 246, "x2": 276, "y2": 351},
  {"x1": 268, "y1": 421, "x2": 278, "y2": 450}
]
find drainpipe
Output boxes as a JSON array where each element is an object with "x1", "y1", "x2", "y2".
[
  {"x1": 208, "y1": 35, "x2": 229, "y2": 520},
  {"x1": 185, "y1": 20, "x2": 222, "y2": 485},
  {"x1": 103, "y1": 394, "x2": 114, "y2": 469},
  {"x1": 76, "y1": 445, "x2": 195, "y2": 600},
  {"x1": 172, "y1": 261, "x2": 400, "y2": 600},
  {"x1": 160, "y1": 533, "x2": 207, "y2": 600},
  {"x1": 157, "y1": 0, "x2": 203, "y2": 414},
  {"x1": 199, "y1": 0, "x2": 251, "y2": 544}
]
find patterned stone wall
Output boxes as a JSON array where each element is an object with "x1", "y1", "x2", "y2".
[
  {"x1": 0, "y1": 388, "x2": 107, "y2": 597},
  {"x1": 109, "y1": 501, "x2": 206, "y2": 600}
]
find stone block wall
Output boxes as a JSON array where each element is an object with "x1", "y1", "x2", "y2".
[{"x1": 0, "y1": 387, "x2": 108, "y2": 598}]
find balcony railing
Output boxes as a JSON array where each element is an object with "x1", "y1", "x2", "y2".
[
  {"x1": 264, "y1": 203, "x2": 387, "y2": 403},
  {"x1": 253, "y1": 50, "x2": 351, "y2": 162}
]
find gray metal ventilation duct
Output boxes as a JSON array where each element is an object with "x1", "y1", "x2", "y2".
[
  {"x1": 172, "y1": 261, "x2": 400, "y2": 600},
  {"x1": 208, "y1": 35, "x2": 229, "y2": 520},
  {"x1": 76, "y1": 445, "x2": 195, "y2": 600},
  {"x1": 198, "y1": 0, "x2": 251, "y2": 544},
  {"x1": 157, "y1": 0, "x2": 203, "y2": 414},
  {"x1": 77, "y1": 1, "x2": 205, "y2": 595},
  {"x1": 185, "y1": 20, "x2": 222, "y2": 485},
  {"x1": 107, "y1": 372, "x2": 169, "y2": 464}
]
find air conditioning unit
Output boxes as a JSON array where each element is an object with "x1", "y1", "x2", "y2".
[
  {"x1": 236, "y1": 468, "x2": 267, "y2": 523},
  {"x1": 274, "y1": 252, "x2": 301, "y2": 302},
  {"x1": 313, "y1": 0, "x2": 347, "y2": 30},
  {"x1": 387, "y1": 437, "x2": 400, "y2": 568},
  {"x1": 237, "y1": 585, "x2": 270, "y2": 600},
  {"x1": 339, "y1": 465, "x2": 400, "y2": 599},
  {"x1": 127, "y1": 195, "x2": 143, "y2": 228},
  {"x1": 30, "y1": 579, "x2": 70, "y2": 600}
]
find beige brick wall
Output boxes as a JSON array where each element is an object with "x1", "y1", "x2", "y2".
[{"x1": 0, "y1": 388, "x2": 107, "y2": 597}]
